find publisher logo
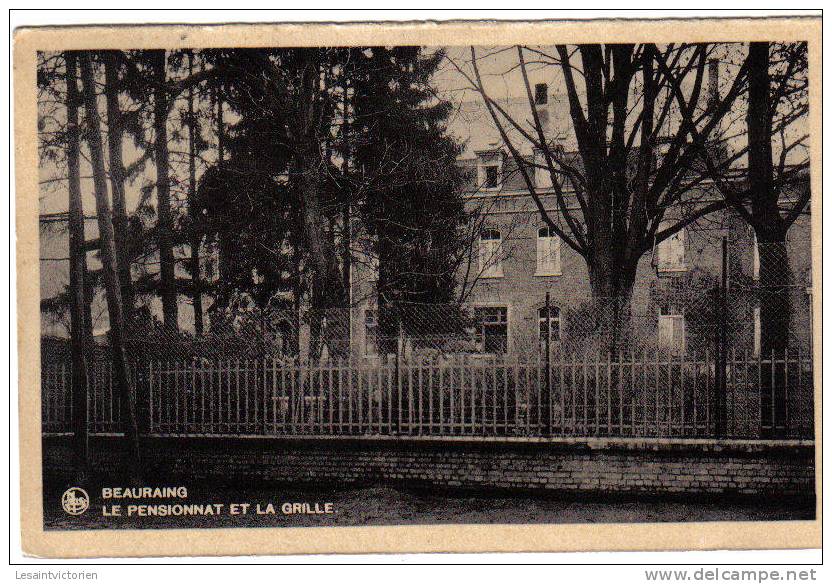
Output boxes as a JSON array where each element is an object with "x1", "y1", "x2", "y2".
[{"x1": 61, "y1": 487, "x2": 89, "y2": 516}]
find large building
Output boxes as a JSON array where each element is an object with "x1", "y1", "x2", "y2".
[{"x1": 350, "y1": 82, "x2": 813, "y2": 359}]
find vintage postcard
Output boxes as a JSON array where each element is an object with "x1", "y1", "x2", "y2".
[{"x1": 14, "y1": 16, "x2": 821, "y2": 557}]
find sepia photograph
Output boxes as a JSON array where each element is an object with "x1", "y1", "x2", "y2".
[{"x1": 14, "y1": 15, "x2": 821, "y2": 557}]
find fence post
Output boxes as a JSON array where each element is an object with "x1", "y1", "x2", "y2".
[
  {"x1": 136, "y1": 358, "x2": 150, "y2": 435},
  {"x1": 395, "y1": 316, "x2": 403, "y2": 434},
  {"x1": 545, "y1": 291, "x2": 552, "y2": 435},
  {"x1": 715, "y1": 236, "x2": 729, "y2": 437}
]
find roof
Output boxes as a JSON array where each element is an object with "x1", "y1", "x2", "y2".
[{"x1": 447, "y1": 94, "x2": 577, "y2": 160}]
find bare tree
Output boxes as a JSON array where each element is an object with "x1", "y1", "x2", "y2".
[
  {"x1": 64, "y1": 51, "x2": 89, "y2": 477},
  {"x1": 747, "y1": 42, "x2": 808, "y2": 352},
  {"x1": 151, "y1": 49, "x2": 179, "y2": 332},
  {"x1": 699, "y1": 42, "x2": 808, "y2": 353},
  {"x1": 655, "y1": 42, "x2": 809, "y2": 353},
  {"x1": 452, "y1": 44, "x2": 748, "y2": 344},
  {"x1": 185, "y1": 51, "x2": 205, "y2": 335},
  {"x1": 79, "y1": 52, "x2": 141, "y2": 476},
  {"x1": 103, "y1": 50, "x2": 136, "y2": 319},
  {"x1": 37, "y1": 52, "x2": 96, "y2": 338}
]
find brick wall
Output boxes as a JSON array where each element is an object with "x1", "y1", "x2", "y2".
[
  {"x1": 43, "y1": 435, "x2": 815, "y2": 500},
  {"x1": 455, "y1": 190, "x2": 813, "y2": 353},
  {"x1": 345, "y1": 186, "x2": 812, "y2": 356}
]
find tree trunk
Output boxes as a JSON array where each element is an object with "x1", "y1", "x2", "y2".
[
  {"x1": 747, "y1": 41, "x2": 791, "y2": 354},
  {"x1": 214, "y1": 84, "x2": 232, "y2": 287},
  {"x1": 587, "y1": 247, "x2": 637, "y2": 354},
  {"x1": 292, "y1": 52, "x2": 345, "y2": 358},
  {"x1": 756, "y1": 229, "x2": 789, "y2": 436},
  {"x1": 152, "y1": 49, "x2": 178, "y2": 332},
  {"x1": 187, "y1": 52, "x2": 204, "y2": 335},
  {"x1": 746, "y1": 41, "x2": 795, "y2": 437},
  {"x1": 65, "y1": 51, "x2": 89, "y2": 479},
  {"x1": 747, "y1": 43, "x2": 774, "y2": 209},
  {"x1": 295, "y1": 146, "x2": 344, "y2": 359},
  {"x1": 757, "y1": 231, "x2": 790, "y2": 354},
  {"x1": 375, "y1": 234, "x2": 400, "y2": 356},
  {"x1": 341, "y1": 74, "x2": 351, "y2": 302},
  {"x1": 103, "y1": 50, "x2": 135, "y2": 321},
  {"x1": 79, "y1": 53, "x2": 141, "y2": 479}
]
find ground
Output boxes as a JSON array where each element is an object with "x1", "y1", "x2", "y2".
[{"x1": 43, "y1": 481, "x2": 815, "y2": 530}]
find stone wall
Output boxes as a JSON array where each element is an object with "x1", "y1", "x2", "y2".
[{"x1": 42, "y1": 435, "x2": 815, "y2": 500}]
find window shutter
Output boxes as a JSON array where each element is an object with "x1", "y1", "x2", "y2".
[
  {"x1": 364, "y1": 309, "x2": 378, "y2": 356},
  {"x1": 673, "y1": 316, "x2": 685, "y2": 353},
  {"x1": 551, "y1": 234, "x2": 561, "y2": 274},
  {"x1": 536, "y1": 228, "x2": 560, "y2": 275},
  {"x1": 752, "y1": 233, "x2": 760, "y2": 280},
  {"x1": 479, "y1": 239, "x2": 486, "y2": 273},
  {"x1": 658, "y1": 316, "x2": 673, "y2": 346},
  {"x1": 480, "y1": 232, "x2": 503, "y2": 277},
  {"x1": 535, "y1": 151, "x2": 552, "y2": 189},
  {"x1": 490, "y1": 239, "x2": 503, "y2": 276},
  {"x1": 536, "y1": 233, "x2": 545, "y2": 273},
  {"x1": 657, "y1": 237, "x2": 670, "y2": 269},
  {"x1": 480, "y1": 240, "x2": 492, "y2": 274},
  {"x1": 753, "y1": 306, "x2": 761, "y2": 356},
  {"x1": 657, "y1": 227, "x2": 686, "y2": 271}
]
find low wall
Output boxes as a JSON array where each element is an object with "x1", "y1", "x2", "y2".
[{"x1": 42, "y1": 435, "x2": 815, "y2": 499}]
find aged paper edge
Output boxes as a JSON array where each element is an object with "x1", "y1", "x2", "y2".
[{"x1": 14, "y1": 17, "x2": 822, "y2": 558}]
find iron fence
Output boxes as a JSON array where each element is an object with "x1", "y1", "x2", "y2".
[{"x1": 42, "y1": 346, "x2": 813, "y2": 440}]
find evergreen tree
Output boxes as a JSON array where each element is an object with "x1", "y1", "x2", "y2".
[{"x1": 351, "y1": 47, "x2": 468, "y2": 346}]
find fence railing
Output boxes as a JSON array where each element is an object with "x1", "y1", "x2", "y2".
[{"x1": 41, "y1": 348, "x2": 814, "y2": 440}]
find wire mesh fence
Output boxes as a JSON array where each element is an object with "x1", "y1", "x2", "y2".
[
  {"x1": 40, "y1": 278, "x2": 814, "y2": 440},
  {"x1": 39, "y1": 289, "x2": 811, "y2": 363},
  {"x1": 40, "y1": 228, "x2": 814, "y2": 440}
]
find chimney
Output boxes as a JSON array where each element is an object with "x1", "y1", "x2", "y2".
[
  {"x1": 534, "y1": 82, "x2": 550, "y2": 133},
  {"x1": 708, "y1": 59, "x2": 719, "y2": 109},
  {"x1": 534, "y1": 83, "x2": 548, "y2": 105}
]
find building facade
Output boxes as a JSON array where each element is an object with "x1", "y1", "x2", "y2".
[{"x1": 350, "y1": 83, "x2": 813, "y2": 358}]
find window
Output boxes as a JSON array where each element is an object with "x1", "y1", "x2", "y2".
[
  {"x1": 477, "y1": 151, "x2": 503, "y2": 190},
  {"x1": 364, "y1": 309, "x2": 379, "y2": 356},
  {"x1": 657, "y1": 303, "x2": 685, "y2": 353},
  {"x1": 474, "y1": 307, "x2": 508, "y2": 354},
  {"x1": 536, "y1": 226, "x2": 562, "y2": 275},
  {"x1": 538, "y1": 306, "x2": 561, "y2": 342},
  {"x1": 534, "y1": 83, "x2": 548, "y2": 105},
  {"x1": 484, "y1": 165, "x2": 499, "y2": 189},
  {"x1": 656, "y1": 227, "x2": 687, "y2": 272},
  {"x1": 752, "y1": 232, "x2": 760, "y2": 280},
  {"x1": 479, "y1": 228, "x2": 504, "y2": 278}
]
